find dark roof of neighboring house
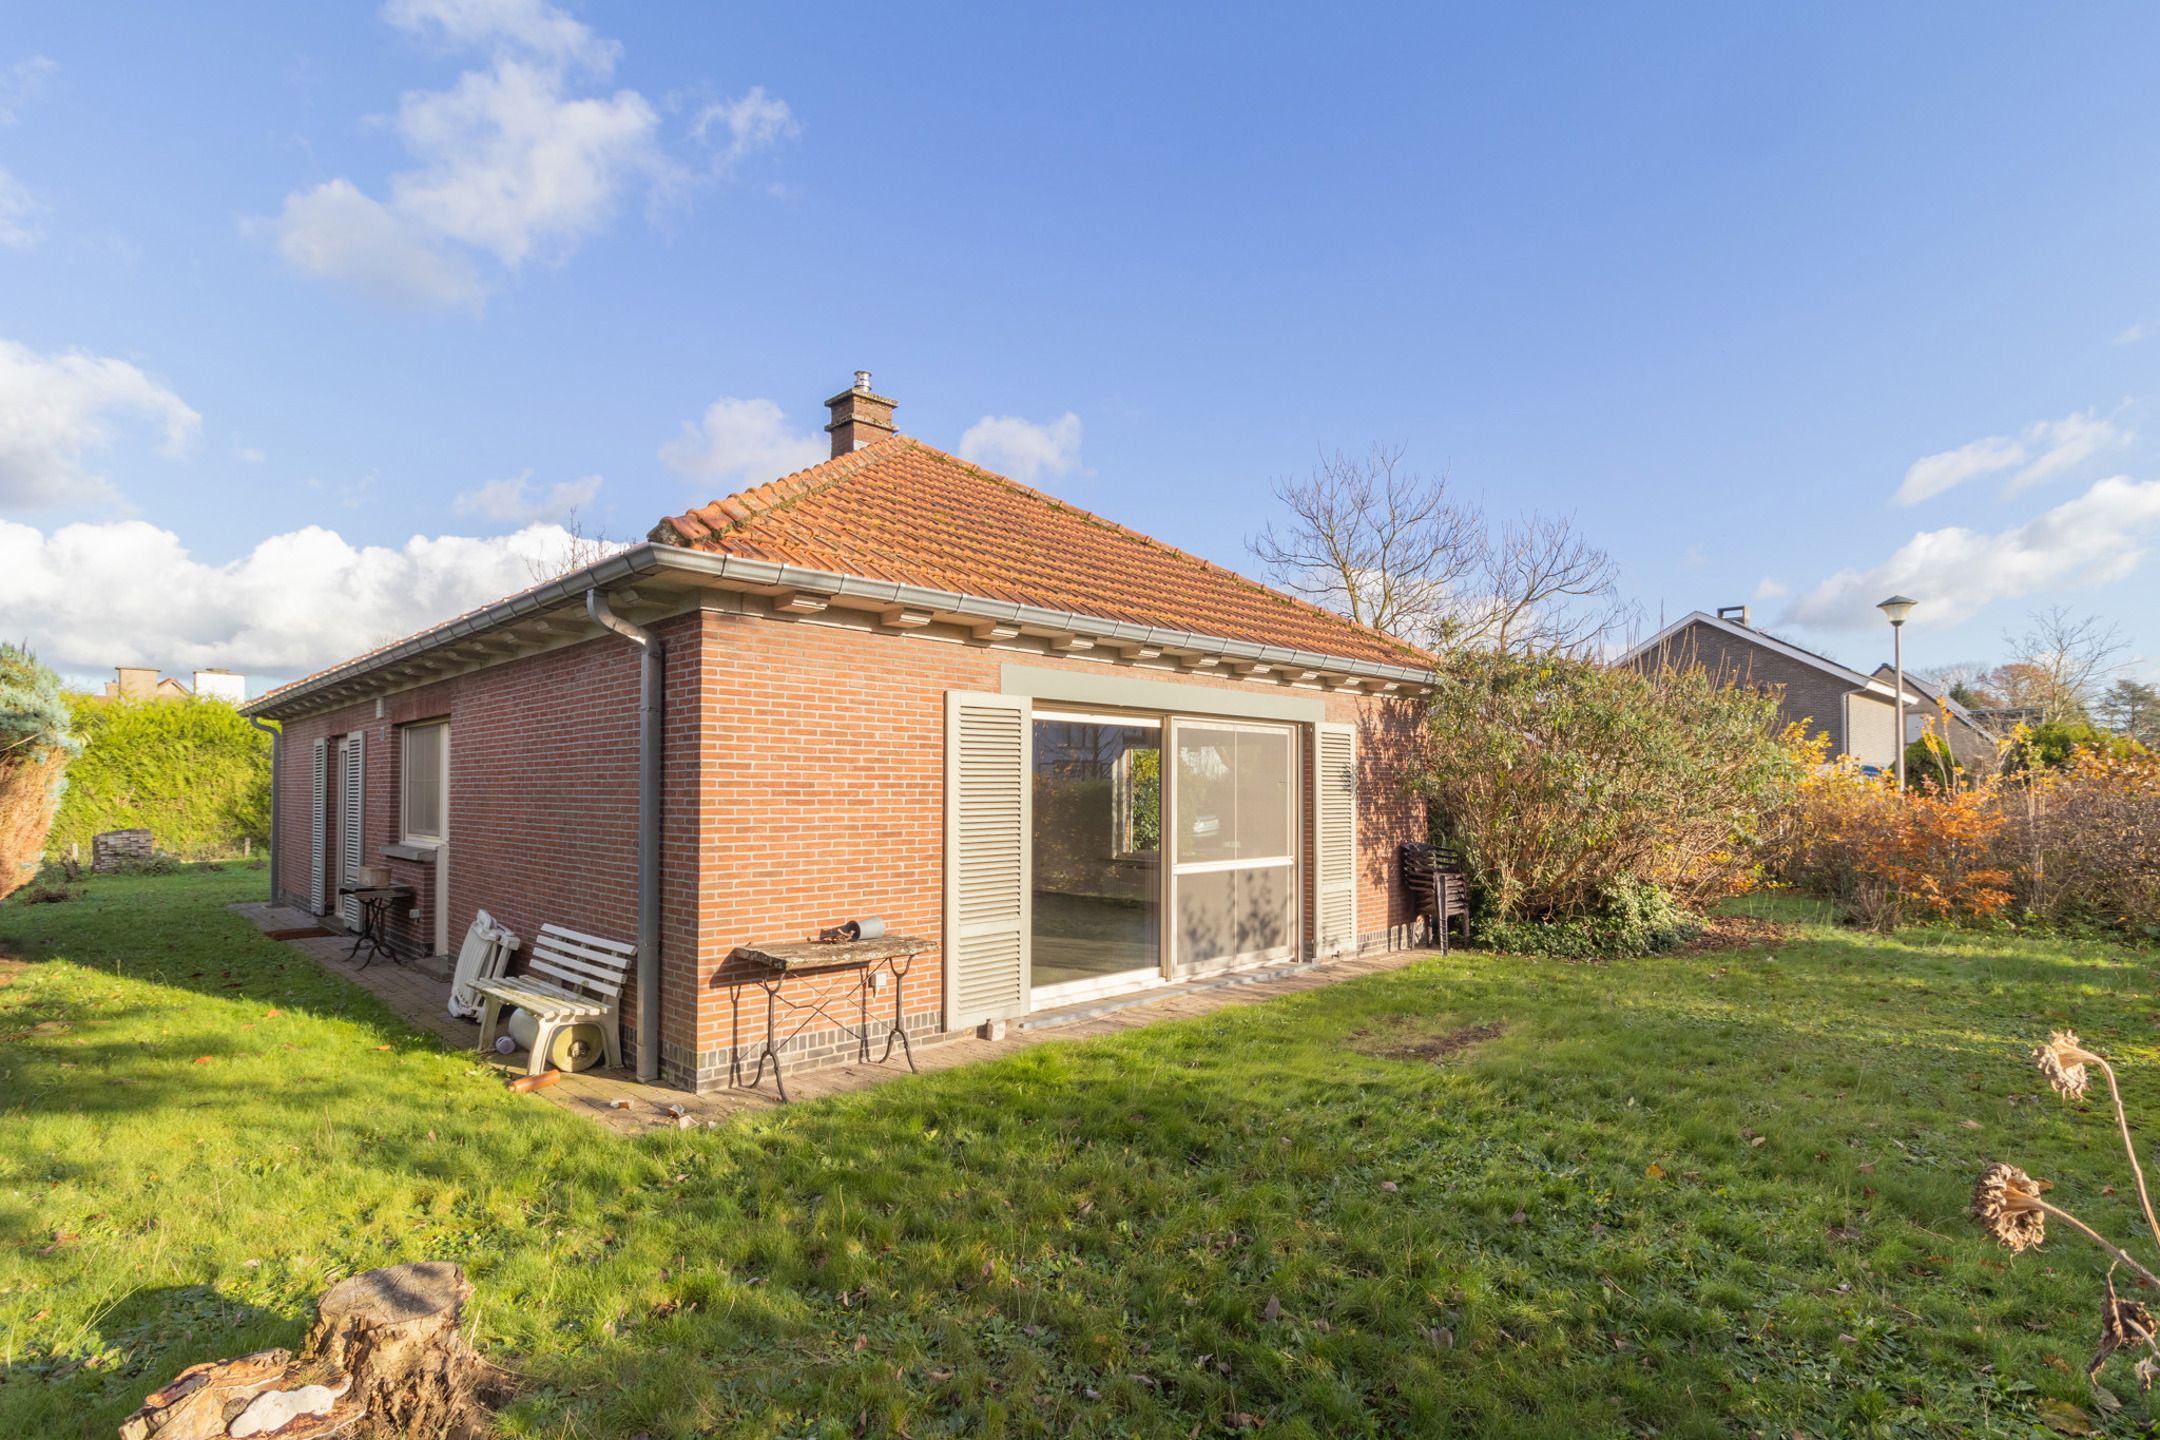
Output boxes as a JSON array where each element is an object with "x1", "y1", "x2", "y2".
[
  {"x1": 1618, "y1": 610, "x2": 1917, "y2": 699},
  {"x1": 651, "y1": 434, "x2": 1430, "y2": 668}
]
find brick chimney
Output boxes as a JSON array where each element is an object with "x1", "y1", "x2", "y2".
[{"x1": 824, "y1": 371, "x2": 897, "y2": 457}]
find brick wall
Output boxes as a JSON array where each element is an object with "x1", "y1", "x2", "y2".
[
  {"x1": 679, "y1": 606, "x2": 1427, "y2": 1088},
  {"x1": 270, "y1": 600, "x2": 1429, "y2": 1092},
  {"x1": 270, "y1": 614, "x2": 704, "y2": 1077}
]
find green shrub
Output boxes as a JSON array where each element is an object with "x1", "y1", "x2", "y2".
[
  {"x1": 47, "y1": 696, "x2": 270, "y2": 861},
  {"x1": 1476, "y1": 878, "x2": 1703, "y2": 959},
  {"x1": 1416, "y1": 649, "x2": 1805, "y2": 926}
]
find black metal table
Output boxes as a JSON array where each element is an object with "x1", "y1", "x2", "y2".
[
  {"x1": 337, "y1": 884, "x2": 413, "y2": 970},
  {"x1": 725, "y1": 936, "x2": 928, "y2": 1102}
]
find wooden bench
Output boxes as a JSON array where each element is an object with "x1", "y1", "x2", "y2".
[
  {"x1": 1399, "y1": 842, "x2": 1472, "y2": 953},
  {"x1": 472, "y1": 923, "x2": 634, "y2": 1076}
]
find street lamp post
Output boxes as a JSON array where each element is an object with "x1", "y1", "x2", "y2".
[{"x1": 1877, "y1": 594, "x2": 1917, "y2": 790}]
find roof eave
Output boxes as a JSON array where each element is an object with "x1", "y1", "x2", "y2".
[{"x1": 241, "y1": 543, "x2": 1437, "y2": 718}]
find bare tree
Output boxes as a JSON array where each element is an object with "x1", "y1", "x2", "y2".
[
  {"x1": 2001, "y1": 606, "x2": 2128, "y2": 723},
  {"x1": 1921, "y1": 660, "x2": 1998, "y2": 709},
  {"x1": 1247, "y1": 446, "x2": 1625, "y2": 656},
  {"x1": 1246, "y1": 446, "x2": 1483, "y2": 638},
  {"x1": 1445, "y1": 510, "x2": 1627, "y2": 655},
  {"x1": 521, "y1": 508, "x2": 625, "y2": 585}
]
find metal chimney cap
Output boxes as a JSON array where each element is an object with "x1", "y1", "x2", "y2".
[{"x1": 854, "y1": 370, "x2": 872, "y2": 392}]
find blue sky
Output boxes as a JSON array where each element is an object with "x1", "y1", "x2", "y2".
[{"x1": 3, "y1": 2, "x2": 2158, "y2": 694}]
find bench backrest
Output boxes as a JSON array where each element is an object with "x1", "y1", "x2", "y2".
[{"x1": 527, "y1": 923, "x2": 637, "y2": 1003}]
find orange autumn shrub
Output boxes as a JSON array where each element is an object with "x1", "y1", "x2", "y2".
[
  {"x1": 1770, "y1": 734, "x2": 2160, "y2": 936},
  {"x1": 1766, "y1": 760, "x2": 2011, "y2": 930}
]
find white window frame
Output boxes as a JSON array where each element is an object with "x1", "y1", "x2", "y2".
[{"x1": 400, "y1": 721, "x2": 450, "y2": 845}]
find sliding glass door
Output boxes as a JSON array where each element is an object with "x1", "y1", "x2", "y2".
[
  {"x1": 1169, "y1": 720, "x2": 1298, "y2": 975},
  {"x1": 1029, "y1": 713, "x2": 1163, "y2": 1001}
]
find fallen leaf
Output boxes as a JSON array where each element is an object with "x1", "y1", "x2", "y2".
[
  {"x1": 192, "y1": 1055, "x2": 212, "y2": 1065},
  {"x1": 1262, "y1": 1295, "x2": 1281, "y2": 1322},
  {"x1": 1748, "y1": 1135, "x2": 1767, "y2": 1148},
  {"x1": 37, "y1": 1231, "x2": 78, "y2": 1256},
  {"x1": 1645, "y1": 1163, "x2": 1667, "y2": 1180},
  {"x1": 1509, "y1": 1209, "x2": 1527, "y2": 1224},
  {"x1": 1959, "y1": 1119, "x2": 1982, "y2": 1130},
  {"x1": 375, "y1": 1044, "x2": 393, "y2": 1052},
  {"x1": 853, "y1": 1334, "x2": 867, "y2": 1352},
  {"x1": 1381, "y1": 1180, "x2": 1399, "y2": 1192},
  {"x1": 2037, "y1": 1396, "x2": 2096, "y2": 1434}
]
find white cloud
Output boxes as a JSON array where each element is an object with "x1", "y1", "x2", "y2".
[
  {"x1": 265, "y1": 6, "x2": 788, "y2": 307},
  {"x1": 2004, "y1": 411, "x2": 2122, "y2": 495},
  {"x1": 1896, "y1": 434, "x2": 2027, "y2": 506},
  {"x1": 0, "y1": 163, "x2": 39, "y2": 248},
  {"x1": 2118, "y1": 321, "x2": 2151, "y2": 346},
  {"x1": 0, "y1": 516, "x2": 607, "y2": 681},
  {"x1": 0, "y1": 55, "x2": 57, "y2": 126},
  {"x1": 1787, "y1": 475, "x2": 2160, "y2": 630},
  {"x1": 267, "y1": 179, "x2": 484, "y2": 310},
  {"x1": 382, "y1": 0, "x2": 618, "y2": 74},
  {"x1": 0, "y1": 338, "x2": 201, "y2": 509},
  {"x1": 453, "y1": 468, "x2": 600, "y2": 522},
  {"x1": 1753, "y1": 577, "x2": 1790, "y2": 600},
  {"x1": 388, "y1": 60, "x2": 660, "y2": 267},
  {"x1": 1895, "y1": 409, "x2": 2128, "y2": 505},
  {"x1": 237, "y1": 445, "x2": 265, "y2": 464},
  {"x1": 693, "y1": 87, "x2": 797, "y2": 173},
  {"x1": 659, "y1": 397, "x2": 824, "y2": 488},
  {"x1": 957, "y1": 412, "x2": 1085, "y2": 485}
]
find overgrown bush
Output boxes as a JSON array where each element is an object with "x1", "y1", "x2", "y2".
[
  {"x1": 1998, "y1": 748, "x2": 2160, "y2": 936},
  {"x1": 1415, "y1": 651, "x2": 1806, "y2": 950},
  {"x1": 48, "y1": 695, "x2": 270, "y2": 861},
  {"x1": 1769, "y1": 736, "x2": 2160, "y2": 936},
  {"x1": 0, "y1": 645, "x2": 81, "y2": 900}
]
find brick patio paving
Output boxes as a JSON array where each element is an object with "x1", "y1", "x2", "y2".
[{"x1": 231, "y1": 900, "x2": 1436, "y2": 1137}]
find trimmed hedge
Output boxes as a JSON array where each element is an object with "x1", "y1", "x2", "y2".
[{"x1": 47, "y1": 695, "x2": 269, "y2": 861}]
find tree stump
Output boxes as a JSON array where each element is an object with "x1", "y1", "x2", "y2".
[{"x1": 119, "y1": 1262, "x2": 504, "y2": 1439}]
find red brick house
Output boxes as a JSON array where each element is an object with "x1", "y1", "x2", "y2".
[{"x1": 242, "y1": 376, "x2": 1437, "y2": 1092}]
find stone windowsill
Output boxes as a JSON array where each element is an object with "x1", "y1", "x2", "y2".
[{"x1": 381, "y1": 842, "x2": 441, "y2": 863}]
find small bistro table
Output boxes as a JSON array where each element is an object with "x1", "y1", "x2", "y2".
[
  {"x1": 724, "y1": 935, "x2": 929, "y2": 1102},
  {"x1": 337, "y1": 884, "x2": 414, "y2": 970}
]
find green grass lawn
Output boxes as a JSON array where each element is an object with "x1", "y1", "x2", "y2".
[{"x1": 3, "y1": 867, "x2": 2157, "y2": 1437}]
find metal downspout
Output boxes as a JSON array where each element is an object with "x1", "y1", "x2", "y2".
[
  {"x1": 249, "y1": 716, "x2": 280, "y2": 902},
  {"x1": 587, "y1": 589, "x2": 663, "y2": 1083}
]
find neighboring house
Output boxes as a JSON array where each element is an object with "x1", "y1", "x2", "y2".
[
  {"x1": 1618, "y1": 606, "x2": 1928, "y2": 772},
  {"x1": 241, "y1": 375, "x2": 1436, "y2": 1093},
  {"x1": 1866, "y1": 664, "x2": 2000, "y2": 774},
  {"x1": 101, "y1": 666, "x2": 247, "y2": 703}
]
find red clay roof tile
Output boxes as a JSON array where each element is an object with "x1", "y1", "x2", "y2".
[{"x1": 650, "y1": 436, "x2": 1428, "y2": 667}]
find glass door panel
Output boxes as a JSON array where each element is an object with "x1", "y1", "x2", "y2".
[
  {"x1": 1029, "y1": 714, "x2": 1162, "y2": 1000},
  {"x1": 1170, "y1": 720, "x2": 1297, "y2": 974}
]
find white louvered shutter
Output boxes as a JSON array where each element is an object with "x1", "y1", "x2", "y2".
[
  {"x1": 310, "y1": 738, "x2": 328, "y2": 915},
  {"x1": 1313, "y1": 722, "x2": 1358, "y2": 958},
  {"x1": 338, "y1": 733, "x2": 364, "y2": 927},
  {"x1": 944, "y1": 691, "x2": 1031, "y2": 1030}
]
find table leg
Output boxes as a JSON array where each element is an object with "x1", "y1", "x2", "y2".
[
  {"x1": 746, "y1": 979, "x2": 790, "y2": 1103},
  {"x1": 879, "y1": 961, "x2": 917, "y2": 1072}
]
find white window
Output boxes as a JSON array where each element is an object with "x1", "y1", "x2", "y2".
[{"x1": 401, "y1": 722, "x2": 449, "y2": 843}]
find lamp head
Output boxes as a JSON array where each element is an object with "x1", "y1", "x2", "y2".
[{"x1": 1877, "y1": 594, "x2": 1917, "y2": 627}]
